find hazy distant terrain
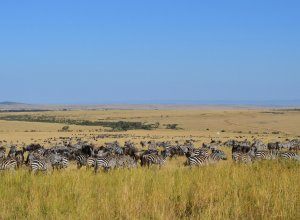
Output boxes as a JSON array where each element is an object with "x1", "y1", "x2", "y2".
[{"x1": 1, "y1": 100, "x2": 300, "y2": 112}]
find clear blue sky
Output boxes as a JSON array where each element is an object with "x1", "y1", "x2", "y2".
[{"x1": 0, "y1": 1, "x2": 299, "y2": 104}]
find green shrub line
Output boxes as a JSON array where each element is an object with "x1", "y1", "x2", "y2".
[{"x1": 0, "y1": 115, "x2": 157, "y2": 131}]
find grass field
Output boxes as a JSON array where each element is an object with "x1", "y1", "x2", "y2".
[{"x1": 0, "y1": 107, "x2": 299, "y2": 219}]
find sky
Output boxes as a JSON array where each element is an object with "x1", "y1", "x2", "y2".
[{"x1": 0, "y1": 0, "x2": 299, "y2": 104}]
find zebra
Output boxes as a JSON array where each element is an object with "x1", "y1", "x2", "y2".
[
  {"x1": 193, "y1": 148, "x2": 210, "y2": 157},
  {"x1": 0, "y1": 158, "x2": 17, "y2": 171},
  {"x1": 185, "y1": 155, "x2": 207, "y2": 166},
  {"x1": 12, "y1": 150, "x2": 25, "y2": 168},
  {"x1": 209, "y1": 150, "x2": 227, "y2": 162},
  {"x1": 76, "y1": 154, "x2": 88, "y2": 169},
  {"x1": 86, "y1": 156, "x2": 97, "y2": 169},
  {"x1": 279, "y1": 152, "x2": 300, "y2": 160},
  {"x1": 185, "y1": 150, "x2": 227, "y2": 167},
  {"x1": 254, "y1": 150, "x2": 279, "y2": 160},
  {"x1": 30, "y1": 159, "x2": 52, "y2": 173},
  {"x1": 56, "y1": 156, "x2": 69, "y2": 169},
  {"x1": 115, "y1": 155, "x2": 137, "y2": 169},
  {"x1": 251, "y1": 139, "x2": 267, "y2": 151},
  {"x1": 202, "y1": 143, "x2": 218, "y2": 151},
  {"x1": 232, "y1": 151, "x2": 255, "y2": 164},
  {"x1": 141, "y1": 150, "x2": 170, "y2": 168},
  {"x1": 43, "y1": 153, "x2": 65, "y2": 170},
  {"x1": 141, "y1": 154, "x2": 168, "y2": 167},
  {"x1": 94, "y1": 155, "x2": 117, "y2": 172},
  {"x1": 7, "y1": 145, "x2": 17, "y2": 158},
  {"x1": 113, "y1": 146, "x2": 124, "y2": 155}
]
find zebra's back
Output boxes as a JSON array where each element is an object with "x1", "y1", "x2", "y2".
[{"x1": 0, "y1": 158, "x2": 17, "y2": 171}]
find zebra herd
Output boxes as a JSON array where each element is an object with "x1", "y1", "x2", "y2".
[
  {"x1": 228, "y1": 139, "x2": 300, "y2": 163},
  {"x1": 0, "y1": 138, "x2": 299, "y2": 173}
]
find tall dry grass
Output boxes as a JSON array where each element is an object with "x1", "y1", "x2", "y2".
[{"x1": 0, "y1": 158, "x2": 299, "y2": 220}]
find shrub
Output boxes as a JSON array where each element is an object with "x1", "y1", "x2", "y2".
[
  {"x1": 60, "y1": 126, "x2": 70, "y2": 132},
  {"x1": 166, "y1": 124, "x2": 178, "y2": 129}
]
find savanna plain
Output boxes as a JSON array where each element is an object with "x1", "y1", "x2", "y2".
[{"x1": 0, "y1": 107, "x2": 299, "y2": 220}]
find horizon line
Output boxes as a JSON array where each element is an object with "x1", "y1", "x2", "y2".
[{"x1": 1, "y1": 100, "x2": 300, "y2": 108}]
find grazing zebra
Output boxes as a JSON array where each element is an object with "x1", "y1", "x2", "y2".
[
  {"x1": 254, "y1": 150, "x2": 279, "y2": 160},
  {"x1": 209, "y1": 150, "x2": 227, "y2": 163},
  {"x1": 186, "y1": 155, "x2": 207, "y2": 166},
  {"x1": 141, "y1": 154, "x2": 167, "y2": 167},
  {"x1": 141, "y1": 150, "x2": 170, "y2": 168},
  {"x1": 186, "y1": 150, "x2": 227, "y2": 167},
  {"x1": 76, "y1": 154, "x2": 88, "y2": 169},
  {"x1": 0, "y1": 158, "x2": 17, "y2": 171},
  {"x1": 279, "y1": 152, "x2": 300, "y2": 160},
  {"x1": 232, "y1": 151, "x2": 255, "y2": 164},
  {"x1": 94, "y1": 156, "x2": 117, "y2": 172},
  {"x1": 30, "y1": 159, "x2": 52, "y2": 173}
]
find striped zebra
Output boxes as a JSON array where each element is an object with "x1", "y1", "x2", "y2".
[
  {"x1": 94, "y1": 155, "x2": 117, "y2": 172},
  {"x1": 232, "y1": 151, "x2": 254, "y2": 164},
  {"x1": 279, "y1": 152, "x2": 300, "y2": 160},
  {"x1": 0, "y1": 158, "x2": 17, "y2": 171},
  {"x1": 76, "y1": 154, "x2": 88, "y2": 169},
  {"x1": 44, "y1": 153, "x2": 62, "y2": 170},
  {"x1": 254, "y1": 150, "x2": 279, "y2": 160},
  {"x1": 30, "y1": 159, "x2": 52, "y2": 173},
  {"x1": 141, "y1": 153, "x2": 169, "y2": 168},
  {"x1": 186, "y1": 150, "x2": 226, "y2": 167},
  {"x1": 57, "y1": 156, "x2": 69, "y2": 169},
  {"x1": 208, "y1": 150, "x2": 227, "y2": 163},
  {"x1": 193, "y1": 148, "x2": 210, "y2": 157},
  {"x1": 86, "y1": 156, "x2": 96, "y2": 169}
]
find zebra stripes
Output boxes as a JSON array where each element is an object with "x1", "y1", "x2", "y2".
[
  {"x1": 193, "y1": 148, "x2": 210, "y2": 157},
  {"x1": 186, "y1": 150, "x2": 227, "y2": 167},
  {"x1": 232, "y1": 151, "x2": 255, "y2": 164},
  {"x1": 86, "y1": 157, "x2": 96, "y2": 169},
  {"x1": 0, "y1": 158, "x2": 17, "y2": 171},
  {"x1": 30, "y1": 159, "x2": 52, "y2": 173},
  {"x1": 76, "y1": 155, "x2": 88, "y2": 169},
  {"x1": 279, "y1": 152, "x2": 300, "y2": 160},
  {"x1": 141, "y1": 154, "x2": 168, "y2": 167},
  {"x1": 56, "y1": 156, "x2": 69, "y2": 169},
  {"x1": 254, "y1": 150, "x2": 279, "y2": 160},
  {"x1": 85, "y1": 155, "x2": 137, "y2": 172},
  {"x1": 186, "y1": 155, "x2": 207, "y2": 166},
  {"x1": 95, "y1": 156, "x2": 117, "y2": 172}
]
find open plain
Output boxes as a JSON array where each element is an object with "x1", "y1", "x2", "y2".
[{"x1": 0, "y1": 107, "x2": 299, "y2": 219}]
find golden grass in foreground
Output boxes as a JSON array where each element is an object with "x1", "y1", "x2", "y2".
[{"x1": 0, "y1": 159, "x2": 299, "y2": 220}]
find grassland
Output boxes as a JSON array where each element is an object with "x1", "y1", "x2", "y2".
[{"x1": 0, "y1": 107, "x2": 299, "y2": 219}]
